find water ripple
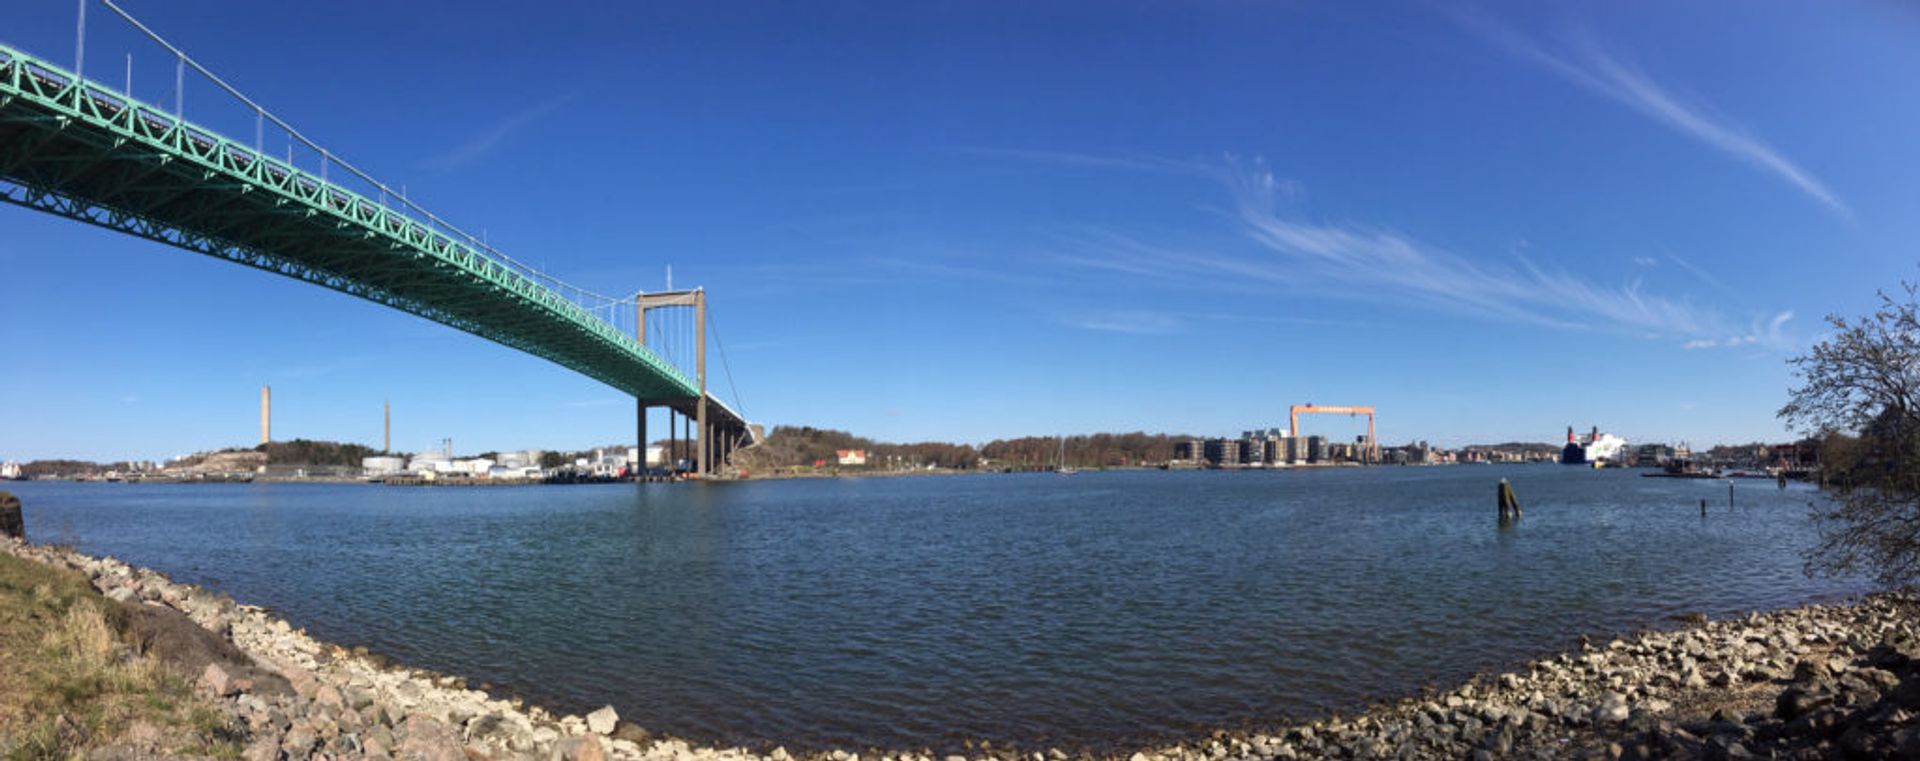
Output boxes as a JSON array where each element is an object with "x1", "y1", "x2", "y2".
[{"x1": 8, "y1": 468, "x2": 1867, "y2": 750}]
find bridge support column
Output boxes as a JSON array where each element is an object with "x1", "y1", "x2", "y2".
[
  {"x1": 697, "y1": 399, "x2": 708, "y2": 478},
  {"x1": 695, "y1": 288, "x2": 708, "y2": 479},
  {"x1": 636, "y1": 399, "x2": 648, "y2": 476}
]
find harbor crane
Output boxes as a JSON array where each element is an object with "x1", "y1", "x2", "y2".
[{"x1": 1290, "y1": 404, "x2": 1378, "y2": 464}]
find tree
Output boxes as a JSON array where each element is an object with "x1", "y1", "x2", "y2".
[{"x1": 1780, "y1": 283, "x2": 1920, "y2": 585}]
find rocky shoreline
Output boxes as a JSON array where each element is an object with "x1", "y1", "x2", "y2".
[{"x1": 3, "y1": 534, "x2": 1916, "y2": 761}]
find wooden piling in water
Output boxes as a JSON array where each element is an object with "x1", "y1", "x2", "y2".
[{"x1": 1497, "y1": 479, "x2": 1521, "y2": 522}]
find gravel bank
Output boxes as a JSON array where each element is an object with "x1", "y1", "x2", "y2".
[{"x1": 3, "y1": 535, "x2": 1914, "y2": 760}]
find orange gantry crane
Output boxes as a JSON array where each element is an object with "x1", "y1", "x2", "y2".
[{"x1": 1289, "y1": 404, "x2": 1378, "y2": 463}]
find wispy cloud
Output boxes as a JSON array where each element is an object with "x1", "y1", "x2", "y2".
[
  {"x1": 1681, "y1": 311, "x2": 1795, "y2": 351},
  {"x1": 1055, "y1": 158, "x2": 1793, "y2": 350},
  {"x1": 1668, "y1": 254, "x2": 1731, "y2": 293},
  {"x1": 1067, "y1": 310, "x2": 1188, "y2": 336},
  {"x1": 424, "y1": 94, "x2": 575, "y2": 171},
  {"x1": 1453, "y1": 10, "x2": 1848, "y2": 218}
]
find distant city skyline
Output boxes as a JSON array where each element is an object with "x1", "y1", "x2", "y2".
[{"x1": 4, "y1": 1, "x2": 1915, "y2": 461}]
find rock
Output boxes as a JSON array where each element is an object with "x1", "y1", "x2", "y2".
[
  {"x1": 1592, "y1": 692, "x2": 1631, "y2": 725},
  {"x1": 368, "y1": 726, "x2": 397, "y2": 754},
  {"x1": 282, "y1": 665, "x2": 320, "y2": 699},
  {"x1": 398, "y1": 715, "x2": 468, "y2": 761},
  {"x1": 0, "y1": 492, "x2": 22, "y2": 540},
  {"x1": 585, "y1": 705, "x2": 619, "y2": 736},
  {"x1": 1481, "y1": 727, "x2": 1513, "y2": 755},
  {"x1": 241, "y1": 736, "x2": 281, "y2": 761},
  {"x1": 199, "y1": 662, "x2": 237, "y2": 697},
  {"x1": 465, "y1": 712, "x2": 535, "y2": 753},
  {"x1": 282, "y1": 722, "x2": 319, "y2": 757},
  {"x1": 344, "y1": 686, "x2": 376, "y2": 711},
  {"x1": 1774, "y1": 687, "x2": 1832, "y2": 721},
  {"x1": 315, "y1": 683, "x2": 346, "y2": 710},
  {"x1": 610, "y1": 720, "x2": 650, "y2": 744},
  {"x1": 552, "y1": 735, "x2": 608, "y2": 761},
  {"x1": 105, "y1": 586, "x2": 137, "y2": 603},
  {"x1": 446, "y1": 702, "x2": 479, "y2": 728}
]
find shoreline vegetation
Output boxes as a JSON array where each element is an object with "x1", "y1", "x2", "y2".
[
  {"x1": 9, "y1": 430, "x2": 1792, "y2": 484},
  {"x1": 3, "y1": 535, "x2": 1917, "y2": 760}
]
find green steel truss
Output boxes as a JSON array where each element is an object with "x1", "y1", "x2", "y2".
[{"x1": 0, "y1": 43, "x2": 748, "y2": 432}]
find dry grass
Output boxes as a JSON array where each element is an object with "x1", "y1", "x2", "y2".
[{"x1": 0, "y1": 553, "x2": 239, "y2": 760}]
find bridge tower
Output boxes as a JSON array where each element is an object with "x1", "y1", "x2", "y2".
[{"x1": 635, "y1": 289, "x2": 709, "y2": 477}]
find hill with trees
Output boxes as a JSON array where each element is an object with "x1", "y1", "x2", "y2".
[
  {"x1": 732, "y1": 427, "x2": 1194, "y2": 471},
  {"x1": 253, "y1": 439, "x2": 383, "y2": 467}
]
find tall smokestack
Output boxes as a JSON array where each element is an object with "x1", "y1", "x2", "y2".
[
  {"x1": 1566, "y1": 425, "x2": 1574, "y2": 444},
  {"x1": 260, "y1": 385, "x2": 271, "y2": 444},
  {"x1": 383, "y1": 400, "x2": 390, "y2": 452}
]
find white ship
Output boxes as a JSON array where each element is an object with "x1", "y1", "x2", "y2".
[
  {"x1": 0, "y1": 461, "x2": 21, "y2": 480},
  {"x1": 1561, "y1": 426, "x2": 1628, "y2": 465}
]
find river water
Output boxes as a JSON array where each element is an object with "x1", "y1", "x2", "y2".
[{"x1": 5, "y1": 467, "x2": 1866, "y2": 750}]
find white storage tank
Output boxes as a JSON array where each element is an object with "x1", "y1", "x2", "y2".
[{"x1": 361, "y1": 456, "x2": 406, "y2": 476}]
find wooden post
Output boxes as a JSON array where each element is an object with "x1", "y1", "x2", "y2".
[
  {"x1": 1497, "y1": 479, "x2": 1521, "y2": 522},
  {"x1": 1700, "y1": 498, "x2": 1707, "y2": 517},
  {"x1": 1729, "y1": 481, "x2": 1735, "y2": 510}
]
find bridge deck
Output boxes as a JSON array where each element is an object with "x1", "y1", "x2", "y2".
[{"x1": 0, "y1": 44, "x2": 749, "y2": 438}]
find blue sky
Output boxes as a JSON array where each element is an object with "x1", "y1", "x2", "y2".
[{"x1": 4, "y1": 1, "x2": 1917, "y2": 461}]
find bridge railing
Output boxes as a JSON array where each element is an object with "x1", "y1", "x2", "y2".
[
  {"x1": 2, "y1": 42, "x2": 713, "y2": 405},
  {"x1": 8, "y1": 4, "x2": 739, "y2": 404},
  {"x1": 84, "y1": 1, "x2": 630, "y2": 317}
]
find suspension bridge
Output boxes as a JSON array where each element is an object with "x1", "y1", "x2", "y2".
[{"x1": 0, "y1": 3, "x2": 757, "y2": 476}]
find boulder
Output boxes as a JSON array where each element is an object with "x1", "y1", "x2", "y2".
[
  {"x1": 1591, "y1": 693, "x2": 1631, "y2": 725},
  {"x1": 610, "y1": 720, "x2": 651, "y2": 744},
  {"x1": 585, "y1": 705, "x2": 619, "y2": 736},
  {"x1": 121, "y1": 601, "x2": 290, "y2": 696},
  {"x1": 398, "y1": 715, "x2": 467, "y2": 761},
  {"x1": 465, "y1": 712, "x2": 535, "y2": 753},
  {"x1": 281, "y1": 721, "x2": 319, "y2": 757},
  {"x1": 0, "y1": 492, "x2": 22, "y2": 540},
  {"x1": 552, "y1": 735, "x2": 608, "y2": 761},
  {"x1": 241, "y1": 735, "x2": 282, "y2": 761},
  {"x1": 1774, "y1": 687, "x2": 1832, "y2": 721},
  {"x1": 198, "y1": 662, "x2": 236, "y2": 697},
  {"x1": 314, "y1": 683, "x2": 346, "y2": 710}
]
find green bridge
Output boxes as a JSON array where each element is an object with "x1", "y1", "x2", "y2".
[{"x1": 0, "y1": 37, "x2": 755, "y2": 473}]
